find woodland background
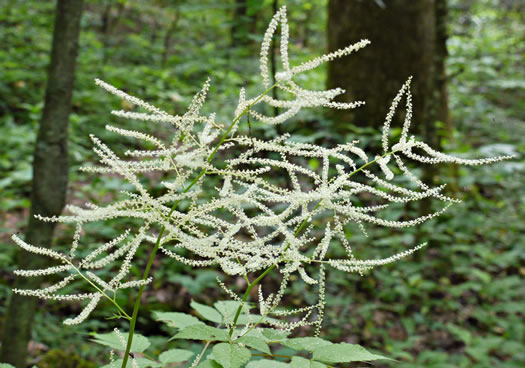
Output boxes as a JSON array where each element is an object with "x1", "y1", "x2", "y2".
[{"x1": 0, "y1": 0, "x2": 524, "y2": 367}]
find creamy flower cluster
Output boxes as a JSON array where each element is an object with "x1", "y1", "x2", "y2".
[{"x1": 12, "y1": 6, "x2": 514, "y2": 329}]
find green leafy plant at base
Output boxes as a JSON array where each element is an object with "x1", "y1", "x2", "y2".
[{"x1": 8, "y1": 6, "x2": 514, "y2": 368}]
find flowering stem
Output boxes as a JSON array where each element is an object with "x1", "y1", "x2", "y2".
[
  {"x1": 228, "y1": 150, "x2": 397, "y2": 337},
  {"x1": 121, "y1": 84, "x2": 277, "y2": 368},
  {"x1": 67, "y1": 261, "x2": 131, "y2": 320}
]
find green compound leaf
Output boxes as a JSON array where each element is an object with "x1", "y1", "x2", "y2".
[
  {"x1": 237, "y1": 335, "x2": 271, "y2": 354},
  {"x1": 90, "y1": 331, "x2": 150, "y2": 353},
  {"x1": 197, "y1": 360, "x2": 223, "y2": 368},
  {"x1": 261, "y1": 329, "x2": 290, "y2": 341},
  {"x1": 235, "y1": 313, "x2": 281, "y2": 326},
  {"x1": 191, "y1": 300, "x2": 223, "y2": 324},
  {"x1": 214, "y1": 300, "x2": 250, "y2": 324},
  {"x1": 282, "y1": 337, "x2": 332, "y2": 352},
  {"x1": 159, "y1": 348, "x2": 195, "y2": 364},
  {"x1": 172, "y1": 324, "x2": 230, "y2": 342},
  {"x1": 312, "y1": 343, "x2": 390, "y2": 363},
  {"x1": 291, "y1": 356, "x2": 326, "y2": 368},
  {"x1": 212, "y1": 343, "x2": 251, "y2": 368},
  {"x1": 153, "y1": 311, "x2": 204, "y2": 329},
  {"x1": 246, "y1": 360, "x2": 290, "y2": 367}
]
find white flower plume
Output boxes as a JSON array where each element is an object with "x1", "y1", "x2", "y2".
[{"x1": 11, "y1": 6, "x2": 514, "y2": 328}]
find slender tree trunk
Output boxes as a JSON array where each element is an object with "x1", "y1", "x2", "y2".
[
  {"x1": 326, "y1": 0, "x2": 436, "y2": 135},
  {"x1": 161, "y1": 13, "x2": 179, "y2": 68},
  {"x1": 0, "y1": 1, "x2": 83, "y2": 366},
  {"x1": 101, "y1": 1, "x2": 124, "y2": 62},
  {"x1": 435, "y1": 0, "x2": 451, "y2": 140},
  {"x1": 231, "y1": 0, "x2": 249, "y2": 47}
]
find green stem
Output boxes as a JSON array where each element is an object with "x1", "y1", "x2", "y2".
[
  {"x1": 67, "y1": 261, "x2": 131, "y2": 320},
  {"x1": 121, "y1": 84, "x2": 277, "y2": 368},
  {"x1": 229, "y1": 203, "x2": 318, "y2": 338}
]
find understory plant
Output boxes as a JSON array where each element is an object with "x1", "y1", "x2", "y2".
[{"x1": 9, "y1": 6, "x2": 513, "y2": 368}]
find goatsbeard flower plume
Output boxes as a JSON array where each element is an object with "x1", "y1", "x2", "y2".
[{"x1": 12, "y1": 6, "x2": 513, "y2": 335}]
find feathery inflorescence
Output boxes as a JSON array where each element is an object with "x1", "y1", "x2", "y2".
[{"x1": 12, "y1": 6, "x2": 514, "y2": 330}]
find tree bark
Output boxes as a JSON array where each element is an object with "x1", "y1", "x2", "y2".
[
  {"x1": 231, "y1": 0, "x2": 249, "y2": 47},
  {"x1": 161, "y1": 13, "x2": 179, "y2": 67},
  {"x1": 433, "y1": 0, "x2": 458, "y2": 191},
  {"x1": 326, "y1": 0, "x2": 436, "y2": 135},
  {"x1": 0, "y1": 1, "x2": 83, "y2": 366}
]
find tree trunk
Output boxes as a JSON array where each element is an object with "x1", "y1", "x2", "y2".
[
  {"x1": 231, "y1": 0, "x2": 249, "y2": 47},
  {"x1": 433, "y1": 0, "x2": 458, "y2": 192},
  {"x1": 326, "y1": 0, "x2": 436, "y2": 135},
  {"x1": 434, "y1": 0, "x2": 451, "y2": 140},
  {"x1": 0, "y1": 1, "x2": 83, "y2": 366},
  {"x1": 415, "y1": 0, "x2": 451, "y2": 250},
  {"x1": 161, "y1": 13, "x2": 179, "y2": 67}
]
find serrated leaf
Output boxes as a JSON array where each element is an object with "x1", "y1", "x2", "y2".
[
  {"x1": 159, "y1": 349, "x2": 194, "y2": 364},
  {"x1": 236, "y1": 313, "x2": 281, "y2": 326},
  {"x1": 214, "y1": 301, "x2": 250, "y2": 324},
  {"x1": 291, "y1": 357, "x2": 326, "y2": 368},
  {"x1": 91, "y1": 331, "x2": 150, "y2": 353},
  {"x1": 191, "y1": 300, "x2": 223, "y2": 323},
  {"x1": 282, "y1": 337, "x2": 332, "y2": 352},
  {"x1": 237, "y1": 336, "x2": 271, "y2": 354},
  {"x1": 172, "y1": 324, "x2": 230, "y2": 342},
  {"x1": 100, "y1": 358, "x2": 161, "y2": 368},
  {"x1": 312, "y1": 343, "x2": 390, "y2": 363},
  {"x1": 290, "y1": 356, "x2": 326, "y2": 368},
  {"x1": 244, "y1": 329, "x2": 266, "y2": 339},
  {"x1": 261, "y1": 329, "x2": 290, "y2": 341},
  {"x1": 212, "y1": 343, "x2": 251, "y2": 368},
  {"x1": 197, "y1": 360, "x2": 223, "y2": 368},
  {"x1": 153, "y1": 311, "x2": 204, "y2": 329},
  {"x1": 246, "y1": 360, "x2": 290, "y2": 367}
]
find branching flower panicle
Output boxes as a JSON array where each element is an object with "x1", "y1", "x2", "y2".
[{"x1": 12, "y1": 5, "x2": 514, "y2": 337}]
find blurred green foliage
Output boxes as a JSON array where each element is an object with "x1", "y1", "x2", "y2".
[{"x1": 0, "y1": 0, "x2": 523, "y2": 367}]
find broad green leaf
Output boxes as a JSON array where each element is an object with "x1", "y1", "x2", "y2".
[
  {"x1": 447, "y1": 324, "x2": 472, "y2": 345},
  {"x1": 153, "y1": 311, "x2": 204, "y2": 329},
  {"x1": 197, "y1": 360, "x2": 222, "y2": 368},
  {"x1": 236, "y1": 313, "x2": 281, "y2": 326},
  {"x1": 246, "y1": 360, "x2": 290, "y2": 367},
  {"x1": 100, "y1": 358, "x2": 161, "y2": 368},
  {"x1": 291, "y1": 357, "x2": 326, "y2": 368},
  {"x1": 191, "y1": 300, "x2": 223, "y2": 323},
  {"x1": 282, "y1": 337, "x2": 332, "y2": 352},
  {"x1": 244, "y1": 329, "x2": 267, "y2": 339},
  {"x1": 91, "y1": 331, "x2": 150, "y2": 353},
  {"x1": 0, "y1": 364, "x2": 16, "y2": 368},
  {"x1": 237, "y1": 336, "x2": 271, "y2": 354},
  {"x1": 261, "y1": 329, "x2": 290, "y2": 341},
  {"x1": 172, "y1": 324, "x2": 230, "y2": 342},
  {"x1": 214, "y1": 301, "x2": 250, "y2": 324},
  {"x1": 312, "y1": 343, "x2": 390, "y2": 363},
  {"x1": 159, "y1": 349, "x2": 194, "y2": 364},
  {"x1": 212, "y1": 343, "x2": 251, "y2": 368}
]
